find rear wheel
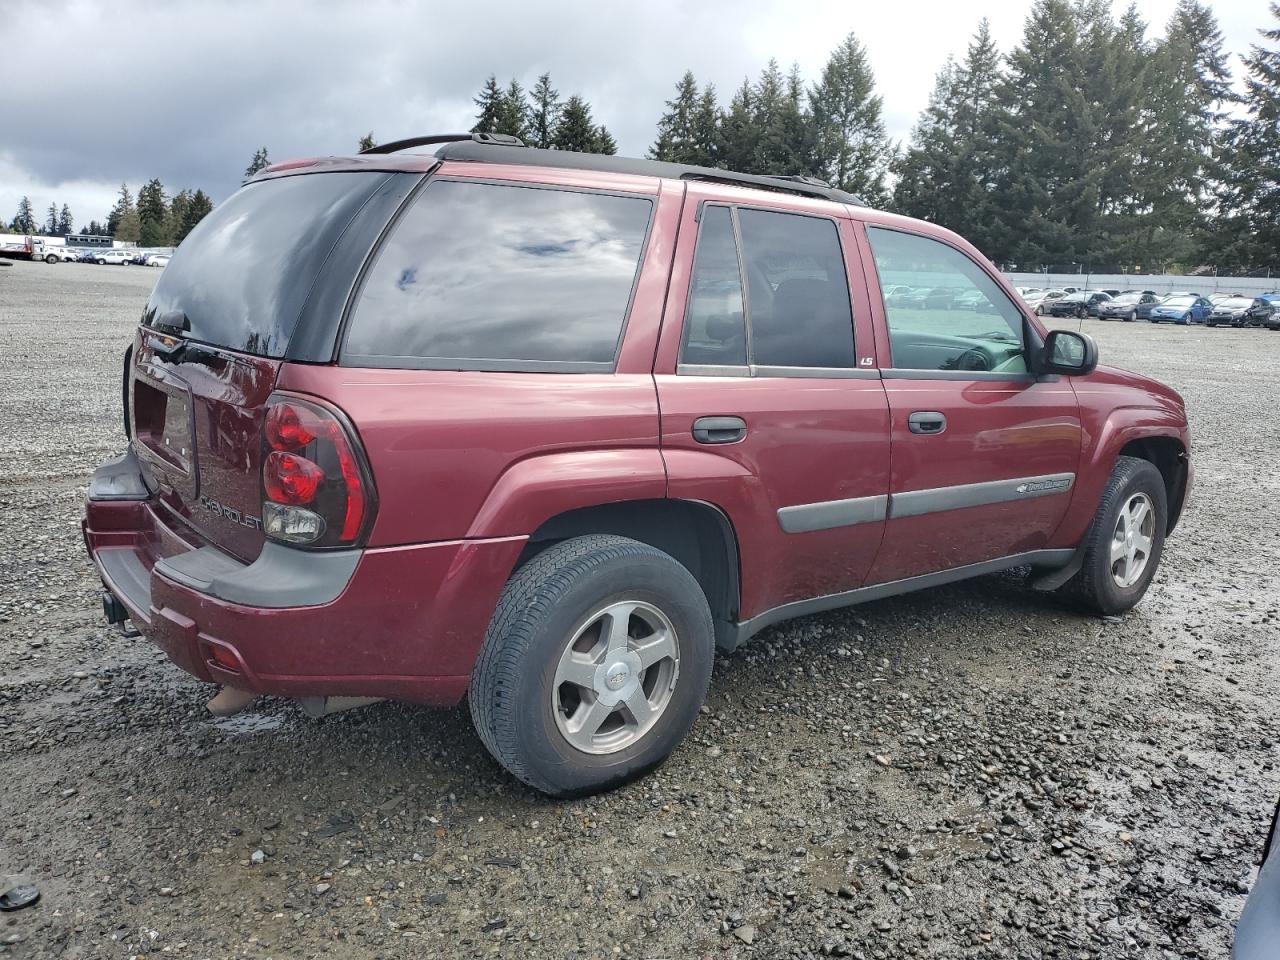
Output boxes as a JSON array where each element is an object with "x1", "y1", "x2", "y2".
[
  {"x1": 469, "y1": 535, "x2": 714, "y2": 797},
  {"x1": 1060, "y1": 456, "x2": 1167, "y2": 616}
]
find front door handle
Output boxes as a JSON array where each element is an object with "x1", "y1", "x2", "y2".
[
  {"x1": 692, "y1": 416, "x2": 747, "y2": 444},
  {"x1": 908, "y1": 411, "x2": 947, "y2": 435}
]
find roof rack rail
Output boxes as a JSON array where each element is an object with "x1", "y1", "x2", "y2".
[
  {"x1": 360, "y1": 132, "x2": 525, "y2": 155},
  {"x1": 431, "y1": 140, "x2": 867, "y2": 206}
]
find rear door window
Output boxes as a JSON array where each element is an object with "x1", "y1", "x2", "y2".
[
  {"x1": 678, "y1": 204, "x2": 855, "y2": 373},
  {"x1": 344, "y1": 180, "x2": 653, "y2": 371}
]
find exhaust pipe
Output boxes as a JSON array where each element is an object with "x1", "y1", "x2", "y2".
[{"x1": 298, "y1": 696, "x2": 384, "y2": 718}]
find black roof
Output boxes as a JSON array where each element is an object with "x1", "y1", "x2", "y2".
[{"x1": 361, "y1": 133, "x2": 865, "y2": 206}]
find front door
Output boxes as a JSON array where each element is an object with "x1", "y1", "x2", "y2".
[
  {"x1": 654, "y1": 187, "x2": 890, "y2": 622},
  {"x1": 857, "y1": 224, "x2": 1082, "y2": 584}
]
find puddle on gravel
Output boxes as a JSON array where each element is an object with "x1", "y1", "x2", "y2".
[{"x1": 209, "y1": 712, "x2": 287, "y2": 735}]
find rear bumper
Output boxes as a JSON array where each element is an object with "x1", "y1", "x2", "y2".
[{"x1": 83, "y1": 452, "x2": 525, "y2": 705}]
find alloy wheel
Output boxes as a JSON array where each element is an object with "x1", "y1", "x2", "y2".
[
  {"x1": 552, "y1": 600, "x2": 680, "y2": 755},
  {"x1": 1110, "y1": 492, "x2": 1156, "y2": 588}
]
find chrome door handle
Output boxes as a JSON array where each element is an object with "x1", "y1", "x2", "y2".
[{"x1": 907, "y1": 411, "x2": 947, "y2": 435}]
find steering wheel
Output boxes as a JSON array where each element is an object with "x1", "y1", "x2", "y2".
[{"x1": 954, "y1": 347, "x2": 992, "y2": 372}]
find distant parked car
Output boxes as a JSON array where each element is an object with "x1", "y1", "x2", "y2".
[
  {"x1": 1207, "y1": 296, "x2": 1270, "y2": 328},
  {"x1": 1149, "y1": 295, "x2": 1212, "y2": 325},
  {"x1": 1101, "y1": 289, "x2": 1121, "y2": 297},
  {"x1": 1048, "y1": 291, "x2": 1112, "y2": 319},
  {"x1": 925, "y1": 286, "x2": 963, "y2": 309},
  {"x1": 144, "y1": 254, "x2": 171, "y2": 268},
  {"x1": 39, "y1": 246, "x2": 79, "y2": 263},
  {"x1": 1096, "y1": 292, "x2": 1160, "y2": 321},
  {"x1": 1026, "y1": 289, "x2": 1067, "y2": 315},
  {"x1": 92, "y1": 250, "x2": 136, "y2": 266}
]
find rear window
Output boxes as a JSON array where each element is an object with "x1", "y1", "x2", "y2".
[
  {"x1": 343, "y1": 179, "x2": 653, "y2": 371},
  {"x1": 144, "y1": 172, "x2": 391, "y2": 357}
]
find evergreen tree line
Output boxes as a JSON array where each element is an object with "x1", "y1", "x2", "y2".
[
  {"x1": 104, "y1": 181, "x2": 214, "y2": 246},
  {"x1": 893, "y1": 0, "x2": 1276, "y2": 274},
  {"x1": 7, "y1": 179, "x2": 214, "y2": 246},
  {"x1": 464, "y1": 1, "x2": 1275, "y2": 274},
  {"x1": 470, "y1": 73, "x2": 617, "y2": 154}
]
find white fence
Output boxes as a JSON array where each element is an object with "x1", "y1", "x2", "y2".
[{"x1": 1005, "y1": 272, "x2": 1279, "y2": 298}]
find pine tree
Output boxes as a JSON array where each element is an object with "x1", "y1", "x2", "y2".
[
  {"x1": 115, "y1": 205, "x2": 142, "y2": 243},
  {"x1": 528, "y1": 73, "x2": 561, "y2": 149},
  {"x1": 809, "y1": 34, "x2": 893, "y2": 204},
  {"x1": 987, "y1": 0, "x2": 1100, "y2": 267},
  {"x1": 358, "y1": 132, "x2": 376, "y2": 152},
  {"x1": 106, "y1": 184, "x2": 134, "y2": 237},
  {"x1": 167, "y1": 191, "x2": 192, "y2": 244},
  {"x1": 137, "y1": 178, "x2": 169, "y2": 246},
  {"x1": 1140, "y1": 0, "x2": 1233, "y2": 269},
  {"x1": 689, "y1": 86, "x2": 724, "y2": 168},
  {"x1": 492, "y1": 78, "x2": 530, "y2": 140},
  {"x1": 649, "y1": 71, "x2": 700, "y2": 162},
  {"x1": 894, "y1": 21, "x2": 1002, "y2": 252},
  {"x1": 182, "y1": 190, "x2": 214, "y2": 239},
  {"x1": 593, "y1": 125, "x2": 618, "y2": 155},
  {"x1": 44, "y1": 203, "x2": 58, "y2": 236},
  {"x1": 12, "y1": 196, "x2": 36, "y2": 234},
  {"x1": 719, "y1": 80, "x2": 757, "y2": 173},
  {"x1": 56, "y1": 204, "x2": 73, "y2": 237},
  {"x1": 471, "y1": 75, "x2": 504, "y2": 134},
  {"x1": 754, "y1": 63, "x2": 813, "y2": 177},
  {"x1": 1207, "y1": 2, "x2": 1280, "y2": 273},
  {"x1": 552, "y1": 95, "x2": 600, "y2": 152}
]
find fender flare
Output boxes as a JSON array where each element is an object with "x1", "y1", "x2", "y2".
[
  {"x1": 465, "y1": 448, "x2": 668, "y2": 540},
  {"x1": 1052, "y1": 409, "x2": 1188, "y2": 546}
]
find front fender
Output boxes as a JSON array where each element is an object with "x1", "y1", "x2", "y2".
[
  {"x1": 465, "y1": 448, "x2": 668, "y2": 539},
  {"x1": 1050, "y1": 404, "x2": 1189, "y2": 546}
]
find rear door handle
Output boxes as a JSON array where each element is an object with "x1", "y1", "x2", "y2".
[
  {"x1": 692, "y1": 416, "x2": 747, "y2": 444},
  {"x1": 908, "y1": 411, "x2": 947, "y2": 435}
]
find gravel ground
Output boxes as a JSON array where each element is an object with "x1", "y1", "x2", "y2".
[{"x1": 2, "y1": 258, "x2": 1278, "y2": 959}]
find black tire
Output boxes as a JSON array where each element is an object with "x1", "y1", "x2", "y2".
[
  {"x1": 44, "y1": 253, "x2": 57, "y2": 264},
  {"x1": 1127, "y1": 310, "x2": 1137, "y2": 322},
  {"x1": 469, "y1": 535, "x2": 714, "y2": 797},
  {"x1": 1060, "y1": 456, "x2": 1168, "y2": 616},
  {"x1": 1077, "y1": 306, "x2": 1087, "y2": 320},
  {"x1": 96, "y1": 259, "x2": 106, "y2": 265},
  {"x1": 1035, "y1": 304, "x2": 1045, "y2": 316}
]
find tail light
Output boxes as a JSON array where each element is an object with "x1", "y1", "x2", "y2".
[{"x1": 260, "y1": 394, "x2": 376, "y2": 548}]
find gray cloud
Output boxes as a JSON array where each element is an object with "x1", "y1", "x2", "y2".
[{"x1": 2, "y1": 0, "x2": 1264, "y2": 226}]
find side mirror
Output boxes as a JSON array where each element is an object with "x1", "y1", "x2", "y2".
[{"x1": 1038, "y1": 329, "x2": 1098, "y2": 376}]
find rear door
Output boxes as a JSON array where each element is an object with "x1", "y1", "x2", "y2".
[
  {"x1": 654, "y1": 185, "x2": 890, "y2": 621},
  {"x1": 130, "y1": 170, "x2": 405, "y2": 561},
  {"x1": 856, "y1": 223, "x2": 1082, "y2": 584}
]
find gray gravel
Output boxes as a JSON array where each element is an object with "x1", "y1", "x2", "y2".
[{"x1": 2, "y1": 258, "x2": 1278, "y2": 958}]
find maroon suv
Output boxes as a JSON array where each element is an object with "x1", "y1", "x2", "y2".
[{"x1": 84, "y1": 134, "x2": 1192, "y2": 796}]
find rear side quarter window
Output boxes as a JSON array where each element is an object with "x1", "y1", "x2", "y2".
[{"x1": 343, "y1": 180, "x2": 653, "y2": 371}]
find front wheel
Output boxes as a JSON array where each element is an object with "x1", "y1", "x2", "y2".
[
  {"x1": 1127, "y1": 310, "x2": 1137, "y2": 322},
  {"x1": 96, "y1": 259, "x2": 107, "y2": 265},
  {"x1": 1059, "y1": 456, "x2": 1168, "y2": 616},
  {"x1": 470, "y1": 535, "x2": 714, "y2": 797}
]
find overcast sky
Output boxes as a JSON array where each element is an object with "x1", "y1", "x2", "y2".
[{"x1": 1, "y1": 0, "x2": 1265, "y2": 229}]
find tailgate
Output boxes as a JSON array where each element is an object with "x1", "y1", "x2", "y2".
[{"x1": 131, "y1": 332, "x2": 280, "y2": 562}]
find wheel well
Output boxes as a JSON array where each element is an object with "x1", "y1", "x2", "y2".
[
  {"x1": 522, "y1": 500, "x2": 741, "y2": 649},
  {"x1": 1118, "y1": 436, "x2": 1188, "y2": 533}
]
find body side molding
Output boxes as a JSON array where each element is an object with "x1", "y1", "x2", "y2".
[
  {"x1": 774, "y1": 473, "x2": 1076, "y2": 533},
  {"x1": 777, "y1": 494, "x2": 888, "y2": 533}
]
